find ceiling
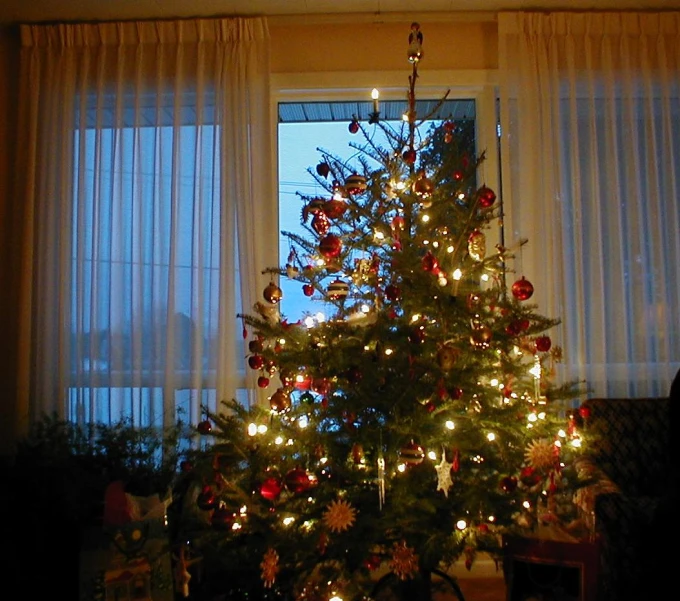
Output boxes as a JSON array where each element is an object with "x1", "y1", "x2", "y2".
[{"x1": 1, "y1": 0, "x2": 678, "y2": 26}]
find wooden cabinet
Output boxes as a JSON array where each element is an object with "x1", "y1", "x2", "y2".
[{"x1": 502, "y1": 535, "x2": 600, "y2": 601}]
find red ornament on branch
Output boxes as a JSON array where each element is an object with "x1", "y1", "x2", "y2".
[
  {"x1": 535, "y1": 335, "x2": 552, "y2": 352},
  {"x1": 319, "y1": 234, "x2": 342, "y2": 258},
  {"x1": 477, "y1": 185, "x2": 497, "y2": 208},
  {"x1": 260, "y1": 474, "x2": 284, "y2": 502},
  {"x1": 511, "y1": 276, "x2": 534, "y2": 301}
]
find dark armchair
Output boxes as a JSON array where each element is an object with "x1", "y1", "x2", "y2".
[{"x1": 574, "y1": 397, "x2": 674, "y2": 601}]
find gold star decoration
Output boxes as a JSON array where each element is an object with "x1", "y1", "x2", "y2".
[
  {"x1": 389, "y1": 540, "x2": 419, "y2": 580},
  {"x1": 260, "y1": 547, "x2": 279, "y2": 588},
  {"x1": 435, "y1": 450, "x2": 454, "y2": 498},
  {"x1": 524, "y1": 439, "x2": 557, "y2": 472},
  {"x1": 322, "y1": 499, "x2": 357, "y2": 533}
]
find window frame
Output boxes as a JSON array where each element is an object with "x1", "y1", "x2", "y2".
[{"x1": 270, "y1": 68, "x2": 502, "y2": 274}]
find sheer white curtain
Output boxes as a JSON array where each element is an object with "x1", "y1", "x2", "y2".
[
  {"x1": 498, "y1": 12, "x2": 680, "y2": 398},
  {"x1": 15, "y1": 18, "x2": 277, "y2": 430}
]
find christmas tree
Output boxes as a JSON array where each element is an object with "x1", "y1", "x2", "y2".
[{"x1": 178, "y1": 23, "x2": 585, "y2": 601}]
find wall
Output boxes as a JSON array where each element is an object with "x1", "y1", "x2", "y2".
[
  {"x1": 0, "y1": 13, "x2": 497, "y2": 457},
  {"x1": 269, "y1": 16, "x2": 498, "y2": 73}
]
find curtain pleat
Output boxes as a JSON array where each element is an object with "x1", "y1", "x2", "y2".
[
  {"x1": 498, "y1": 12, "x2": 680, "y2": 397},
  {"x1": 15, "y1": 17, "x2": 276, "y2": 430}
]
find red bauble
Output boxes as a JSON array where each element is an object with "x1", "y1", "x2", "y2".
[
  {"x1": 400, "y1": 440, "x2": 425, "y2": 465},
  {"x1": 324, "y1": 199, "x2": 348, "y2": 219},
  {"x1": 312, "y1": 378, "x2": 331, "y2": 395},
  {"x1": 319, "y1": 234, "x2": 342, "y2": 258},
  {"x1": 450, "y1": 386, "x2": 464, "y2": 400},
  {"x1": 302, "y1": 284, "x2": 314, "y2": 297},
  {"x1": 260, "y1": 475, "x2": 284, "y2": 501},
  {"x1": 477, "y1": 185, "x2": 497, "y2": 208},
  {"x1": 348, "y1": 119, "x2": 359, "y2": 134},
  {"x1": 500, "y1": 475, "x2": 518, "y2": 493},
  {"x1": 505, "y1": 321, "x2": 522, "y2": 336},
  {"x1": 211, "y1": 505, "x2": 236, "y2": 530},
  {"x1": 248, "y1": 354, "x2": 265, "y2": 370},
  {"x1": 384, "y1": 283, "x2": 402, "y2": 302},
  {"x1": 285, "y1": 467, "x2": 317, "y2": 494},
  {"x1": 535, "y1": 335, "x2": 552, "y2": 352},
  {"x1": 316, "y1": 162, "x2": 330, "y2": 178},
  {"x1": 422, "y1": 251, "x2": 439, "y2": 273},
  {"x1": 412, "y1": 174, "x2": 434, "y2": 198},
  {"x1": 196, "y1": 485, "x2": 217, "y2": 510},
  {"x1": 197, "y1": 419, "x2": 212, "y2": 435},
  {"x1": 402, "y1": 148, "x2": 417, "y2": 164},
  {"x1": 257, "y1": 375, "x2": 270, "y2": 388},
  {"x1": 511, "y1": 277, "x2": 534, "y2": 301}
]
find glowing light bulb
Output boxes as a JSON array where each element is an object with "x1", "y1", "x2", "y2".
[
  {"x1": 248, "y1": 423, "x2": 257, "y2": 436},
  {"x1": 487, "y1": 432, "x2": 496, "y2": 441},
  {"x1": 453, "y1": 268, "x2": 462, "y2": 280},
  {"x1": 257, "y1": 424, "x2": 268, "y2": 434},
  {"x1": 456, "y1": 519, "x2": 468, "y2": 530},
  {"x1": 445, "y1": 420, "x2": 455, "y2": 430}
]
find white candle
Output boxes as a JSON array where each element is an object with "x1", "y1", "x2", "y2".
[{"x1": 371, "y1": 88, "x2": 380, "y2": 114}]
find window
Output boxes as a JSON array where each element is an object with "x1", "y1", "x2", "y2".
[
  {"x1": 277, "y1": 97, "x2": 483, "y2": 320},
  {"x1": 20, "y1": 18, "x2": 272, "y2": 431}
]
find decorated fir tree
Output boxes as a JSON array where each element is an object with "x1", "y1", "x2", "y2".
[{"x1": 177, "y1": 23, "x2": 586, "y2": 601}]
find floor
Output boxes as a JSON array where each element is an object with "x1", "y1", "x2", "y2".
[
  {"x1": 457, "y1": 577, "x2": 506, "y2": 601},
  {"x1": 451, "y1": 555, "x2": 506, "y2": 601}
]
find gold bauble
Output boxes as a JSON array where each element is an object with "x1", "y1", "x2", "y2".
[
  {"x1": 437, "y1": 345, "x2": 460, "y2": 371},
  {"x1": 269, "y1": 388, "x2": 291, "y2": 413},
  {"x1": 263, "y1": 282, "x2": 283, "y2": 304}
]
